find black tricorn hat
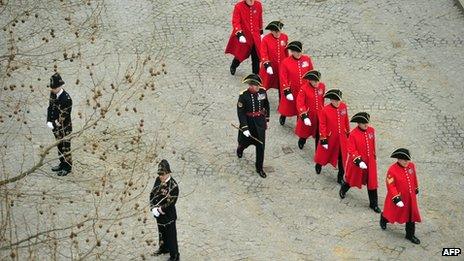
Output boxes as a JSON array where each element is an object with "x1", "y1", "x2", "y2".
[
  {"x1": 242, "y1": 74, "x2": 263, "y2": 86},
  {"x1": 286, "y1": 41, "x2": 303, "y2": 52},
  {"x1": 350, "y1": 112, "x2": 370, "y2": 124},
  {"x1": 390, "y1": 148, "x2": 411, "y2": 160},
  {"x1": 303, "y1": 70, "x2": 321, "y2": 81},
  {"x1": 265, "y1": 21, "x2": 284, "y2": 31},
  {"x1": 50, "y1": 73, "x2": 65, "y2": 89},
  {"x1": 324, "y1": 89, "x2": 342, "y2": 100},
  {"x1": 157, "y1": 159, "x2": 171, "y2": 175}
]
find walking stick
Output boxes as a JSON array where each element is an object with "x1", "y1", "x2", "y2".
[{"x1": 230, "y1": 123, "x2": 263, "y2": 145}]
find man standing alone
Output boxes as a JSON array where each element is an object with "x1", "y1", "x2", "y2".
[{"x1": 150, "y1": 160, "x2": 180, "y2": 260}]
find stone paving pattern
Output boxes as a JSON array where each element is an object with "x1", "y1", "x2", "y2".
[{"x1": 1, "y1": 0, "x2": 464, "y2": 260}]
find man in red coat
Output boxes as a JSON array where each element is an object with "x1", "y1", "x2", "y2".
[
  {"x1": 314, "y1": 89, "x2": 349, "y2": 184},
  {"x1": 259, "y1": 21, "x2": 288, "y2": 93},
  {"x1": 278, "y1": 41, "x2": 314, "y2": 125},
  {"x1": 295, "y1": 70, "x2": 325, "y2": 150},
  {"x1": 380, "y1": 148, "x2": 421, "y2": 244},
  {"x1": 339, "y1": 112, "x2": 380, "y2": 213},
  {"x1": 225, "y1": 0, "x2": 263, "y2": 75}
]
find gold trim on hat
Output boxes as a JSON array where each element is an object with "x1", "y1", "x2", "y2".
[
  {"x1": 351, "y1": 115, "x2": 370, "y2": 123},
  {"x1": 286, "y1": 43, "x2": 302, "y2": 52},
  {"x1": 392, "y1": 151, "x2": 411, "y2": 160}
]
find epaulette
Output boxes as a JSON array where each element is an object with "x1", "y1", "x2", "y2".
[{"x1": 240, "y1": 89, "x2": 248, "y2": 95}]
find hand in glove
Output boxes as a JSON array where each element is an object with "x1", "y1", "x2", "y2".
[
  {"x1": 359, "y1": 161, "x2": 368, "y2": 169},
  {"x1": 304, "y1": 118, "x2": 312, "y2": 126},
  {"x1": 239, "y1": 36, "x2": 247, "y2": 43},
  {"x1": 266, "y1": 66, "x2": 274, "y2": 75},
  {"x1": 396, "y1": 201, "x2": 404, "y2": 208},
  {"x1": 321, "y1": 139, "x2": 328, "y2": 150},
  {"x1": 243, "y1": 130, "x2": 251, "y2": 137},
  {"x1": 286, "y1": 93, "x2": 294, "y2": 101},
  {"x1": 46, "y1": 122, "x2": 54, "y2": 129},
  {"x1": 151, "y1": 207, "x2": 160, "y2": 217}
]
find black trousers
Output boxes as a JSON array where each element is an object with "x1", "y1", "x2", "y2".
[
  {"x1": 158, "y1": 222, "x2": 179, "y2": 258},
  {"x1": 53, "y1": 129, "x2": 72, "y2": 171},
  {"x1": 314, "y1": 130, "x2": 320, "y2": 152},
  {"x1": 232, "y1": 45, "x2": 260, "y2": 74},
  {"x1": 337, "y1": 150, "x2": 344, "y2": 174},
  {"x1": 239, "y1": 137, "x2": 265, "y2": 171},
  {"x1": 380, "y1": 215, "x2": 416, "y2": 237},
  {"x1": 341, "y1": 182, "x2": 379, "y2": 207},
  {"x1": 337, "y1": 150, "x2": 345, "y2": 183}
]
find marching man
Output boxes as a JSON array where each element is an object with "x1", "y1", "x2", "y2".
[
  {"x1": 259, "y1": 21, "x2": 288, "y2": 94},
  {"x1": 314, "y1": 89, "x2": 349, "y2": 184},
  {"x1": 295, "y1": 70, "x2": 325, "y2": 150},
  {"x1": 339, "y1": 112, "x2": 381, "y2": 213},
  {"x1": 225, "y1": 0, "x2": 263, "y2": 75},
  {"x1": 278, "y1": 41, "x2": 314, "y2": 125},
  {"x1": 380, "y1": 148, "x2": 421, "y2": 244},
  {"x1": 236, "y1": 74, "x2": 270, "y2": 178}
]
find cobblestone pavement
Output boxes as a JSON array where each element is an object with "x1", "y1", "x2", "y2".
[{"x1": 2, "y1": 0, "x2": 464, "y2": 260}]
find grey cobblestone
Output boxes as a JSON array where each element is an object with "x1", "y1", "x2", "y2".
[{"x1": 1, "y1": 0, "x2": 464, "y2": 260}]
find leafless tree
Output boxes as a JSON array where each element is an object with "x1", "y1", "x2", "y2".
[{"x1": 0, "y1": 0, "x2": 168, "y2": 259}]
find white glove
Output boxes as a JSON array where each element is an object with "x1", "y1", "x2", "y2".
[
  {"x1": 243, "y1": 130, "x2": 251, "y2": 137},
  {"x1": 286, "y1": 93, "x2": 294, "y2": 101},
  {"x1": 359, "y1": 161, "x2": 367, "y2": 169},
  {"x1": 304, "y1": 118, "x2": 311, "y2": 126},
  {"x1": 239, "y1": 36, "x2": 247, "y2": 43},
  {"x1": 396, "y1": 201, "x2": 404, "y2": 208},
  {"x1": 266, "y1": 66, "x2": 274, "y2": 75},
  {"x1": 322, "y1": 144, "x2": 328, "y2": 150},
  {"x1": 47, "y1": 122, "x2": 54, "y2": 129},
  {"x1": 151, "y1": 208, "x2": 160, "y2": 217}
]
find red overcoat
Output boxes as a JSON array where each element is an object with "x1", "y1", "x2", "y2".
[
  {"x1": 344, "y1": 126, "x2": 378, "y2": 190},
  {"x1": 258, "y1": 33, "x2": 288, "y2": 90},
  {"x1": 294, "y1": 81, "x2": 325, "y2": 138},
  {"x1": 225, "y1": 1, "x2": 263, "y2": 62},
  {"x1": 314, "y1": 103, "x2": 349, "y2": 167},
  {"x1": 278, "y1": 55, "x2": 313, "y2": 116},
  {"x1": 382, "y1": 162, "x2": 421, "y2": 224}
]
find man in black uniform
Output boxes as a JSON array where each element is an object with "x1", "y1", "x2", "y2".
[
  {"x1": 46, "y1": 73, "x2": 73, "y2": 176},
  {"x1": 150, "y1": 159, "x2": 180, "y2": 261},
  {"x1": 236, "y1": 74, "x2": 270, "y2": 178}
]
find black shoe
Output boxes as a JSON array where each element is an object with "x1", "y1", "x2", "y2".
[
  {"x1": 236, "y1": 146, "x2": 243, "y2": 158},
  {"x1": 298, "y1": 138, "x2": 306, "y2": 149},
  {"x1": 153, "y1": 249, "x2": 169, "y2": 256},
  {"x1": 339, "y1": 187, "x2": 346, "y2": 199},
  {"x1": 279, "y1": 116, "x2": 286, "y2": 125},
  {"x1": 406, "y1": 235, "x2": 420, "y2": 244},
  {"x1": 380, "y1": 215, "x2": 387, "y2": 230},
  {"x1": 57, "y1": 169, "x2": 71, "y2": 176},
  {"x1": 169, "y1": 253, "x2": 180, "y2": 261},
  {"x1": 257, "y1": 169, "x2": 267, "y2": 178},
  {"x1": 370, "y1": 205, "x2": 381, "y2": 213},
  {"x1": 51, "y1": 165, "x2": 62, "y2": 172},
  {"x1": 315, "y1": 164, "x2": 321, "y2": 174},
  {"x1": 230, "y1": 65, "x2": 236, "y2": 75}
]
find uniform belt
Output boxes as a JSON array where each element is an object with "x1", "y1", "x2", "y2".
[{"x1": 246, "y1": 112, "x2": 264, "y2": 117}]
